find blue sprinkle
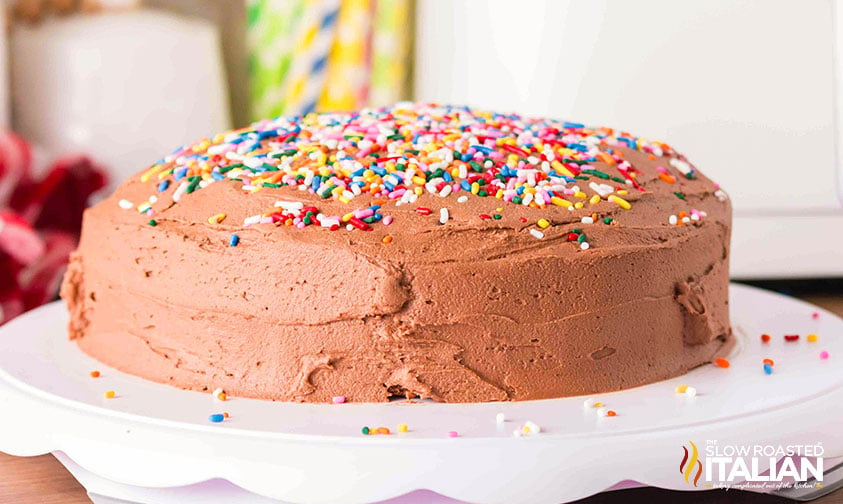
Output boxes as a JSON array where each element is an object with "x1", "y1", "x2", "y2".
[
  {"x1": 209, "y1": 413, "x2": 225, "y2": 423},
  {"x1": 157, "y1": 180, "x2": 170, "y2": 192},
  {"x1": 471, "y1": 144, "x2": 493, "y2": 154},
  {"x1": 460, "y1": 180, "x2": 471, "y2": 191},
  {"x1": 174, "y1": 167, "x2": 188, "y2": 180},
  {"x1": 763, "y1": 363, "x2": 773, "y2": 375},
  {"x1": 211, "y1": 171, "x2": 225, "y2": 181},
  {"x1": 460, "y1": 153, "x2": 472, "y2": 162},
  {"x1": 311, "y1": 177, "x2": 321, "y2": 191},
  {"x1": 229, "y1": 235, "x2": 240, "y2": 247},
  {"x1": 443, "y1": 171, "x2": 453, "y2": 182},
  {"x1": 563, "y1": 121, "x2": 585, "y2": 129}
]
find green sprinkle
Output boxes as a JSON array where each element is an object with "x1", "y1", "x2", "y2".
[
  {"x1": 574, "y1": 175, "x2": 590, "y2": 180},
  {"x1": 577, "y1": 233, "x2": 588, "y2": 243},
  {"x1": 262, "y1": 182, "x2": 281, "y2": 188},
  {"x1": 493, "y1": 214, "x2": 502, "y2": 220},
  {"x1": 271, "y1": 149, "x2": 298, "y2": 158},
  {"x1": 581, "y1": 169, "x2": 610, "y2": 179},
  {"x1": 186, "y1": 178, "x2": 201, "y2": 193},
  {"x1": 478, "y1": 190, "x2": 488, "y2": 197},
  {"x1": 674, "y1": 192, "x2": 686, "y2": 200},
  {"x1": 386, "y1": 134, "x2": 404, "y2": 141},
  {"x1": 685, "y1": 172, "x2": 696, "y2": 180},
  {"x1": 512, "y1": 196, "x2": 523, "y2": 204},
  {"x1": 219, "y1": 163, "x2": 242, "y2": 173},
  {"x1": 603, "y1": 217, "x2": 613, "y2": 225},
  {"x1": 611, "y1": 176, "x2": 626, "y2": 184},
  {"x1": 572, "y1": 228, "x2": 582, "y2": 234},
  {"x1": 148, "y1": 219, "x2": 157, "y2": 227},
  {"x1": 261, "y1": 163, "x2": 279, "y2": 171},
  {"x1": 361, "y1": 426, "x2": 370, "y2": 435}
]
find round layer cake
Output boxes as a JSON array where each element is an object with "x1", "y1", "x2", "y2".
[{"x1": 61, "y1": 103, "x2": 733, "y2": 403}]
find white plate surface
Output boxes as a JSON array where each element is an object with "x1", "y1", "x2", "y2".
[{"x1": 0, "y1": 283, "x2": 841, "y2": 504}]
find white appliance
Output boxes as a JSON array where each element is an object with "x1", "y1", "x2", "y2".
[{"x1": 416, "y1": 0, "x2": 843, "y2": 279}]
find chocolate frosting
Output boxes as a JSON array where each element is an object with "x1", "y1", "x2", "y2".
[{"x1": 61, "y1": 103, "x2": 733, "y2": 402}]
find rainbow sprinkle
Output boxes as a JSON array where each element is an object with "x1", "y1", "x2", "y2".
[{"x1": 132, "y1": 103, "x2": 700, "y2": 247}]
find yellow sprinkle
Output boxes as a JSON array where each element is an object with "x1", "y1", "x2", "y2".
[
  {"x1": 338, "y1": 196, "x2": 351, "y2": 204},
  {"x1": 589, "y1": 194, "x2": 601, "y2": 205},
  {"x1": 807, "y1": 334, "x2": 818, "y2": 342},
  {"x1": 617, "y1": 189, "x2": 629, "y2": 195},
  {"x1": 208, "y1": 213, "x2": 226, "y2": 225},
  {"x1": 104, "y1": 390, "x2": 115, "y2": 399},
  {"x1": 496, "y1": 207, "x2": 503, "y2": 213},
  {"x1": 397, "y1": 423, "x2": 408, "y2": 433},
  {"x1": 537, "y1": 218, "x2": 550, "y2": 229},
  {"x1": 593, "y1": 402, "x2": 603, "y2": 408},
  {"x1": 495, "y1": 189, "x2": 504, "y2": 199},
  {"x1": 550, "y1": 196, "x2": 572, "y2": 208},
  {"x1": 574, "y1": 191, "x2": 587, "y2": 199},
  {"x1": 470, "y1": 182, "x2": 480, "y2": 195},
  {"x1": 608, "y1": 195, "x2": 631, "y2": 210},
  {"x1": 675, "y1": 385, "x2": 688, "y2": 393},
  {"x1": 551, "y1": 160, "x2": 575, "y2": 178},
  {"x1": 574, "y1": 201, "x2": 584, "y2": 209},
  {"x1": 414, "y1": 187, "x2": 424, "y2": 196},
  {"x1": 412, "y1": 176, "x2": 426, "y2": 186}
]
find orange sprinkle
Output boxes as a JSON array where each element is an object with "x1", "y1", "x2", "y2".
[
  {"x1": 715, "y1": 357, "x2": 730, "y2": 368},
  {"x1": 763, "y1": 358, "x2": 775, "y2": 366},
  {"x1": 223, "y1": 412, "x2": 230, "y2": 418},
  {"x1": 382, "y1": 235, "x2": 393, "y2": 244},
  {"x1": 607, "y1": 410, "x2": 617, "y2": 417},
  {"x1": 376, "y1": 427, "x2": 391, "y2": 435},
  {"x1": 658, "y1": 173, "x2": 676, "y2": 184},
  {"x1": 90, "y1": 371, "x2": 101, "y2": 378},
  {"x1": 104, "y1": 390, "x2": 115, "y2": 399},
  {"x1": 761, "y1": 334, "x2": 771, "y2": 343},
  {"x1": 647, "y1": 154, "x2": 656, "y2": 160}
]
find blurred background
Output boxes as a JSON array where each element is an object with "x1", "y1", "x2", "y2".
[{"x1": 0, "y1": 0, "x2": 842, "y2": 325}]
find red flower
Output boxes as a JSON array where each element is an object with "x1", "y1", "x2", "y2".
[{"x1": 0, "y1": 132, "x2": 107, "y2": 324}]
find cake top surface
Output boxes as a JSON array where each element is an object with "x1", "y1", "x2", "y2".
[{"x1": 110, "y1": 102, "x2": 729, "y2": 256}]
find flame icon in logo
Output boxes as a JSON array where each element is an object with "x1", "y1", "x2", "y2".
[{"x1": 680, "y1": 441, "x2": 703, "y2": 486}]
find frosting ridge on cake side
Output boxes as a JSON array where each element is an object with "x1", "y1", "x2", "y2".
[{"x1": 62, "y1": 103, "x2": 733, "y2": 402}]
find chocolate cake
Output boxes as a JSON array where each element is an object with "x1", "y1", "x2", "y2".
[{"x1": 61, "y1": 103, "x2": 733, "y2": 402}]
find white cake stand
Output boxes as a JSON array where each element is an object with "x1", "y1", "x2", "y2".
[{"x1": 0, "y1": 284, "x2": 841, "y2": 504}]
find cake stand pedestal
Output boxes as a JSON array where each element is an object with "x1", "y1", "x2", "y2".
[{"x1": 1, "y1": 284, "x2": 841, "y2": 504}]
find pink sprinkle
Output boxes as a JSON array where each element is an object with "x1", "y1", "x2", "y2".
[
  {"x1": 812, "y1": 312, "x2": 820, "y2": 320},
  {"x1": 820, "y1": 351, "x2": 830, "y2": 360},
  {"x1": 332, "y1": 396, "x2": 346, "y2": 404},
  {"x1": 383, "y1": 216, "x2": 393, "y2": 226},
  {"x1": 447, "y1": 431, "x2": 459, "y2": 438}
]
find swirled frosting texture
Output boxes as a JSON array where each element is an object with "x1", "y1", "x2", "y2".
[{"x1": 61, "y1": 103, "x2": 733, "y2": 402}]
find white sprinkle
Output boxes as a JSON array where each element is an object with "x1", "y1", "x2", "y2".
[
  {"x1": 439, "y1": 185, "x2": 453, "y2": 198},
  {"x1": 118, "y1": 199, "x2": 133, "y2": 210},
  {"x1": 148, "y1": 195, "x2": 158, "y2": 204},
  {"x1": 457, "y1": 195, "x2": 468, "y2": 203},
  {"x1": 670, "y1": 158, "x2": 693, "y2": 175},
  {"x1": 274, "y1": 200, "x2": 304, "y2": 211},
  {"x1": 714, "y1": 189, "x2": 728, "y2": 202},
  {"x1": 495, "y1": 413, "x2": 506, "y2": 424},
  {"x1": 512, "y1": 429, "x2": 523, "y2": 437},
  {"x1": 580, "y1": 242, "x2": 590, "y2": 250},
  {"x1": 669, "y1": 215, "x2": 678, "y2": 225},
  {"x1": 682, "y1": 216, "x2": 691, "y2": 224},
  {"x1": 529, "y1": 229, "x2": 544, "y2": 239},
  {"x1": 597, "y1": 407, "x2": 609, "y2": 417},
  {"x1": 439, "y1": 208, "x2": 449, "y2": 225},
  {"x1": 583, "y1": 398, "x2": 596, "y2": 409},
  {"x1": 172, "y1": 182, "x2": 188, "y2": 202},
  {"x1": 685, "y1": 386, "x2": 697, "y2": 398},
  {"x1": 691, "y1": 213, "x2": 700, "y2": 221},
  {"x1": 346, "y1": 224, "x2": 354, "y2": 231},
  {"x1": 581, "y1": 216, "x2": 594, "y2": 224},
  {"x1": 524, "y1": 421, "x2": 541, "y2": 434}
]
